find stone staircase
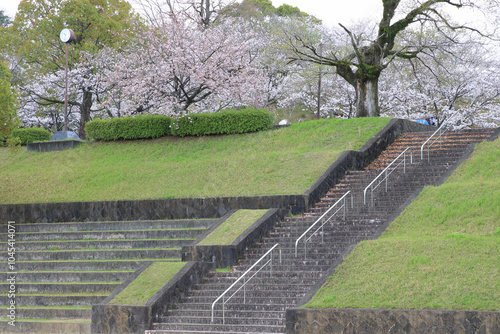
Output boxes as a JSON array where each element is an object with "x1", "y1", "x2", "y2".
[
  {"x1": 146, "y1": 128, "x2": 496, "y2": 334},
  {"x1": 0, "y1": 219, "x2": 216, "y2": 334}
]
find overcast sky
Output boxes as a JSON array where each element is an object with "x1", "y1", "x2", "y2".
[{"x1": 0, "y1": 0, "x2": 381, "y2": 26}]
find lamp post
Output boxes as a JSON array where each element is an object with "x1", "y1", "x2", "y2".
[
  {"x1": 59, "y1": 28, "x2": 75, "y2": 131},
  {"x1": 317, "y1": 42, "x2": 323, "y2": 118}
]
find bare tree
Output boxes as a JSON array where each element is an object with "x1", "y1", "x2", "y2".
[{"x1": 286, "y1": 0, "x2": 499, "y2": 118}]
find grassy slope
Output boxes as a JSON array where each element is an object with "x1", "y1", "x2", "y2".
[
  {"x1": 0, "y1": 117, "x2": 390, "y2": 204},
  {"x1": 110, "y1": 262, "x2": 187, "y2": 305},
  {"x1": 305, "y1": 138, "x2": 500, "y2": 311},
  {"x1": 199, "y1": 209, "x2": 268, "y2": 245}
]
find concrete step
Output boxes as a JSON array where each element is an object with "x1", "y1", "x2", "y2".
[
  {"x1": 15, "y1": 248, "x2": 182, "y2": 261},
  {"x1": 0, "y1": 270, "x2": 132, "y2": 282},
  {"x1": 11, "y1": 238, "x2": 195, "y2": 251},
  {"x1": 8, "y1": 229, "x2": 205, "y2": 242},
  {"x1": 0, "y1": 219, "x2": 216, "y2": 234},
  {"x1": 0, "y1": 295, "x2": 106, "y2": 306},
  {"x1": 15, "y1": 307, "x2": 92, "y2": 319},
  {"x1": 0, "y1": 321, "x2": 90, "y2": 334},
  {"x1": 6, "y1": 282, "x2": 119, "y2": 294},
  {"x1": 3, "y1": 259, "x2": 178, "y2": 271},
  {"x1": 150, "y1": 322, "x2": 285, "y2": 333}
]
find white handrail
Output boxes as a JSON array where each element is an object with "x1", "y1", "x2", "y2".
[
  {"x1": 420, "y1": 110, "x2": 460, "y2": 161},
  {"x1": 363, "y1": 148, "x2": 412, "y2": 206},
  {"x1": 211, "y1": 243, "x2": 281, "y2": 324},
  {"x1": 294, "y1": 191, "x2": 353, "y2": 259}
]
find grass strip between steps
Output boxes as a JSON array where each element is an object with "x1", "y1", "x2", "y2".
[
  {"x1": 0, "y1": 318, "x2": 90, "y2": 323},
  {"x1": 305, "y1": 139, "x2": 500, "y2": 311},
  {"x1": 199, "y1": 210, "x2": 268, "y2": 245},
  {"x1": 110, "y1": 262, "x2": 187, "y2": 305}
]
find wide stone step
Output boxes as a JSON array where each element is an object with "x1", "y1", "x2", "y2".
[
  {"x1": 150, "y1": 322, "x2": 285, "y2": 333},
  {"x1": 12, "y1": 238, "x2": 195, "y2": 251},
  {"x1": 0, "y1": 321, "x2": 90, "y2": 334},
  {"x1": 0, "y1": 270, "x2": 131, "y2": 282},
  {"x1": 199, "y1": 276, "x2": 322, "y2": 287},
  {"x1": 7, "y1": 282, "x2": 119, "y2": 294},
  {"x1": 188, "y1": 283, "x2": 312, "y2": 293},
  {"x1": 185, "y1": 289, "x2": 306, "y2": 299},
  {"x1": 15, "y1": 307, "x2": 92, "y2": 319},
  {"x1": 8, "y1": 229, "x2": 205, "y2": 242},
  {"x1": 0, "y1": 219, "x2": 216, "y2": 233},
  {"x1": 4, "y1": 259, "x2": 177, "y2": 271},
  {"x1": 155, "y1": 315, "x2": 283, "y2": 326},
  {"x1": 15, "y1": 248, "x2": 182, "y2": 261},
  {"x1": 0, "y1": 295, "x2": 106, "y2": 306},
  {"x1": 172, "y1": 302, "x2": 291, "y2": 312},
  {"x1": 161, "y1": 310, "x2": 284, "y2": 321}
]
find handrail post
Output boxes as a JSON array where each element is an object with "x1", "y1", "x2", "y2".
[
  {"x1": 270, "y1": 251, "x2": 273, "y2": 277},
  {"x1": 343, "y1": 196, "x2": 346, "y2": 219},
  {"x1": 385, "y1": 169, "x2": 388, "y2": 192},
  {"x1": 371, "y1": 184, "x2": 374, "y2": 207},
  {"x1": 404, "y1": 152, "x2": 406, "y2": 173},
  {"x1": 304, "y1": 238, "x2": 307, "y2": 260}
]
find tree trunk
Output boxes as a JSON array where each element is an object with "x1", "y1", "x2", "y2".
[
  {"x1": 78, "y1": 90, "x2": 92, "y2": 139},
  {"x1": 355, "y1": 77, "x2": 380, "y2": 117}
]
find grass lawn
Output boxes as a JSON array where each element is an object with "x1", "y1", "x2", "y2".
[
  {"x1": 304, "y1": 138, "x2": 500, "y2": 311},
  {"x1": 199, "y1": 209, "x2": 268, "y2": 245},
  {"x1": 110, "y1": 262, "x2": 186, "y2": 305},
  {"x1": 0, "y1": 117, "x2": 390, "y2": 204}
]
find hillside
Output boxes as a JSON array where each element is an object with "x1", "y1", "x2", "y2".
[
  {"x1": 304, "y1": 138, "x2": 500, "y2": 311},
  {"x1": 0, "y1": 117, "x2": 390, "y2": 204}
]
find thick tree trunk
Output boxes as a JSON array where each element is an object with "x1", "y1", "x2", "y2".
[
  {"x1": 78, "y1": 90, "x2": 92, "y2": 139},
  {"x1": 355, "y1": 77, "x2": 380, "y2": 117}
]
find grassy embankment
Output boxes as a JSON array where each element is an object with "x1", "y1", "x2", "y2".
[
  {"x1": 0, "y1": 117, "x2": 390, "y2": 204},
  {"x1": 305, "y1": 138, "x2": 500, "y2": 311}
]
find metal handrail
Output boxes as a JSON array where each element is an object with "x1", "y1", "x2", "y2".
[
  {"x1": 363, "y1": 148, "x2": 412, "y2": 206},
  {"x1": 211, "y1": 243, "x2": 281, "y2": 324},
  {"x1": 420, "y1": 110, "x2": 460, "y2": 161},
  {"x1": 294, "y1": 191, "x2": 353, "y2": 259}
]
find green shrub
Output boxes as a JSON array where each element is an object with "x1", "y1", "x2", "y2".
[
  {"x1": 11, "y1": 127, "x2": 51, "y2": 145},
  {"x1": 171, "y1": 108, "x2": 274, "y2": 137},
  {"x1": 85, "y1": 114, "x2": 172, "y2": 141}
]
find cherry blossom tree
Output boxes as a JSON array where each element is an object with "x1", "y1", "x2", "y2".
[
  {"x1": 286, "y1": 0, "x2": 500, "y2": 118},
  {"x1": 7, "y1": 0, "x2": 141, "y2": 138},
  {"x1": 100, "y1": 14, "x2": 267, "y2": 116},
  {"x1": 379, "y1": 41, "x2": 500, "y2": 128}
]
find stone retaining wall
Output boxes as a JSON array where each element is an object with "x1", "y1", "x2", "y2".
[
  {"x1": 27, "y1": 139, "x2": 83, "y2": 152},
  {"x1": 0, "y1": 195, "x2": 306, "y2": 224},
  {"x1": 285, "y1": 308, "x2": 500, "y2": 334},
  {"x1": 182, "y1": 208, "x2": 285, "y2": 268}
]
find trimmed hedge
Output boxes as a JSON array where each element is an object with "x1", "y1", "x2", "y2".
[
  {"x1": 85, "y1": 115, "x2": 172, "y2": 141},
  {"x1": 172, "y1": 108, "x2": 274, "y2": 137},
  {"x1": 11, "y1": 127, "x2": 52, "y2": 145}
]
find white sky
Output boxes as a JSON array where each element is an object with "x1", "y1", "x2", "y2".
[
  {"x1": 271, "y1": 0, "x2": 382, "y2": 27},
  {"x1": 0, "y1": 0, "x2": 488, "y2": 29},
  {"x1": 0, "y1": 0, "x2": 381, "y2": 26}
]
